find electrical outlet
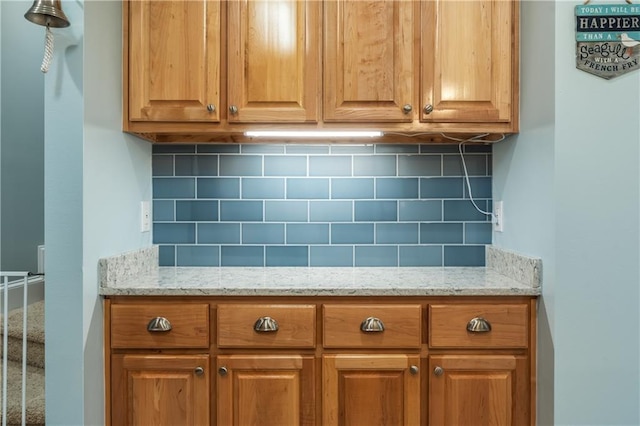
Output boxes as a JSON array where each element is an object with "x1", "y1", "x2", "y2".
[
  {"x1": 141, "y1": 201, "x2": 151, "y2": 232},
  {"x1": 493, "y1": 201, "x2": 504, "y2": 232}
]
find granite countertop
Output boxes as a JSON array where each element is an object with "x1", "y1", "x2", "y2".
[{"x1": 98, "y1": 246, "x2": 541, "y2": 297}]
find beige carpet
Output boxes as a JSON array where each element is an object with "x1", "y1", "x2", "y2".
[{"x1": 0, "y1": 300, "x2": 45, "y2": 426}]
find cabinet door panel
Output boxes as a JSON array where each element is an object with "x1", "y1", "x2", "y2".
[
  {"x1": 128, "y1": 0, "x2": 220, "y2": 122},
  {"x1": 227, "y1": 0, "x2": 320, "y2": 122},
  {"x1": 324, "y1": 0, "x2": 415, "y2": 122},
  {"x1": 323, "y1": 354, "x2": 421, "y2": 426},
  {"x1": 111, "y1": 354, "x2": 210, "y2": 426},
  {"x1": 217, "y1": 355, "x2": 315, "y2": 426},
  {"x1": 421, "y1": 0, "x2": 514, "y2": 123},
  {"x1": 429, "y1": 355, "x2": 529, "y2": 426}
]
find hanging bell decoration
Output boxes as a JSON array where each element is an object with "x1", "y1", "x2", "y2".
[{"x1": 24, "y1": 0, "x2": 70, "y2": 28}]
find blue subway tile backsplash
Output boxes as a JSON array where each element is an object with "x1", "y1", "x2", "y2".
[{"x1": 153, "y1": 144, "x2": 492, "y2": 267}]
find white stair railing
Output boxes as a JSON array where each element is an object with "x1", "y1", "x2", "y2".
[{"x1": 0, "y1": 271, "x2": 29, "y2": 426}]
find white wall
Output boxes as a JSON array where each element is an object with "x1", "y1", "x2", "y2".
[
  {"x1": 494, "y1": 1, "x2": 640, "y2": 424},
  {"x1": 44, "y1": 1, "x2": 152, "y2": 424}
]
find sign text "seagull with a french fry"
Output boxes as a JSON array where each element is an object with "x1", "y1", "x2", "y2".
[{"x1": 575, "y1": 2, "x2": 640, "y2": 79}]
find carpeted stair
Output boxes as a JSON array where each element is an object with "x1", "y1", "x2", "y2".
[{"x1": 0, "y1": 300, "x2": 45, "y2": 426}]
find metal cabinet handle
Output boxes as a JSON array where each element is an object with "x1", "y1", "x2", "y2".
[
  {"x1": 254, "y1": 316, "x2": 279, "y2": 332},
  {"x1": 402, "y1": 104, "x2": 413, "y2": 114},
  {"x1": 218, "y1": 366, "x2": 228, "y2": 376},
  {"x1": 206, "y1": 104, "x2": 216, "y2": 112},
  {"x1": 423, "y1": 104, "x2": 434, "y2": 114},
  {"x1": 467, "y1": 317, "x2": 492, "y2": 333},
  {"x1": 433, "y1": 366, "x2": 444, "y2": 376},
  {"x1": 229, "y1": 105, "x2": 238, "y2": 114},
  {"x1": 409, "y1": 365, "x2": 419, "y2": 375},
  {"x1": 360, "y1": 317, "x2": 385, "y2": 333},
  {"x1": 147, "y1": 317, "x2": 172, "y2": 332},
  {"x1": 194, "y1": 367, "x2": 204, "y2": 376}
]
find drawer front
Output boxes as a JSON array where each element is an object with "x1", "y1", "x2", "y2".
[
  {"x1": 429, "y1": 303, "x2": 529, "y2": 348},
  {"x1": 110, "y1": 303, "x2": 209, "y2": 349},
  {"x1": 323, "y1": 304, "x2": 422, "y2": 349},
  {"x1": 217, "y1": 304, "x2": 316, "y2": 348}
]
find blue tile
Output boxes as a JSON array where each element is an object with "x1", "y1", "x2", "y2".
[
  {"x1": 175, "y1": 155, "x2": 218, "y2": 176},
  {"x1": 287, "y1": 224, "x2": 330, "y2": 244},
  {"x1": 375, "y1": 145, "x2": 419, "y2": 154},
  {"x1": 354, "y1": 201, "x2": 397, "y2": 221},
  {"x1": 264, "y1": 156, "x2": 307, "y2": 176},
  {"x1": 286, "y1": 145, "x2": 329, "y2": 154},
  {"x1": 444, "y1": 200, "x2": 490, "y2": 221},
  {"x1": 398, "y1": 200, "x2": 442, "y2": 221},
  {"x1": 376, "y1": 178, "x2": 419, "y2": 199},
  {"x1": 420, "y1": 223, "x2": 463, "y2": 244},
  {"x1": 221, "y1": 246, "x2": 264, "y2": 266},
  {"x1": 309, "y1": 201, "x2": 353, "y2": 222},
  {"x1": 376, "y1": 223, "x2": 418, "y2": 244},
  {"x1": 464, "y1": 177, "x2": 492, "y2": 199},
  {"x1": 197, "y1": 178, "x2": 240, "y2": 199},
  {"x1": 198, "y1": 223, "x2": 241, "y2": 244},
  {"x1": 421, "y1": 177, "x2": 464, "y2": 199},
  {"x1": 399, "y1": 246, "x2": 442, "y2": 266},
  {"x1": 158, "y1": 245, "x2": 175, "y2": 266},
  {"x1": 309, "y1": 246, "x2": 354, "y2": 266},
  {"x1": 287, "y1": 178, "x2": 330, "y2": 199},
  {"x1": 463, "y1": 144, "x2": 492, "y2": 153},
  {"x1": 242, "y1": 223, "x2": 285, "y2": 244},
  {"x1": 355, "y1": 246, "x2": 398, "y2": 266},
  {"x1": 266, "y1": 246, "x2": 309, "y2": 266},
  {"x1": 265, "y1": 201, "x2": 308, "y2": 222},
  {"x1": 331, "y1": 178, "x2": 374, "y2": 199},
  {"x1": 443, "y1": 154, "x2": 488, "y2": 176},
  {"x1": 153, "y1": 223, "x2": 196, "y2": 244},
  {"x1": 309, "y1": 156, "x2": 352, "y2": 176},
  {"x1": 176, "y1": 200, "x2": 218, "y2": 221},
  {"x1": 153, "y1": 155, "x2": 174, "y2": 176},
  {"x1": 465, "y1": 223, "x2": 492, "y2": 244},
  {"x1": 153, "y1": 200, "x2": 175, "y2": 221},
  {"x1": 197, "y1": 145, "x2": 240, "y2": 154},
  {"x1": 331, "y1": 223, "x2": 374, "y2": 244},
  {"x1": 330, "y1": 145, "x2": 374, "y2": 154},
  {"x1": 220, "y1": 201, "x2": 263, "y2": 221},
  {"x1": 353, "y1": 155, "x2": 396, "y2": 176},
  {"x1": 176, "y1": 245, "x2": 220, "y2": 266},
  {"x1": 398, "y1": 155, "x2": 441, "y2": 176},
  {"x1": 444, "y1": 245, "x2": 486, "y2": 266},
  {"x1": 242, "y1": 178, "x2": 285, "y2": 199},
  {"x1": 242, "y1": 144, "x2": 285, "y2": 154},
  {"x1": 420, "y1": 145, "x2": 458, "y2": 153},
  {"x1": 219, "y1": 155, "x2": 262, "y2": 176},
  {"x1": 153, "y1": 145, "x2": 195, "y2": 154},
  {"x1": 153, "y1": 178, "x2": 195, "y2": 199}
]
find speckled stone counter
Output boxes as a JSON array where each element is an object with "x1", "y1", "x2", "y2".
[{"x1": 99, "y1": 246, "x2": 541, "y2": 297}]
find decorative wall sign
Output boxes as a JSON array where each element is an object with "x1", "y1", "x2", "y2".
[{"x1": 575, "y1": 1, "x2": 640, "y2": 79}]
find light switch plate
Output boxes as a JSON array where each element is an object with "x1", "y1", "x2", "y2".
[
  {"x1": 493, "y1": 201, "x2": 503, "y2": 232},
  {"x1": 141, "y1": 201, "x2": 151, "y2": 232}
]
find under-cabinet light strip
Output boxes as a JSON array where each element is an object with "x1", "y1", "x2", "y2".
[{"x1": 244, "y1": 130, "x2": 383, "y2": 138}]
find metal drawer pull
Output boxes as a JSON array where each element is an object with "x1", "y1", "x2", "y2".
[
  {"x1": 409, "y1": 365, "x2": 419, "y2": 375},
  {"x1": 194, "y1": 367, "x2": 204, "y2": 376},
  {"x1": 218, "y1": 366, "x2": 228, "y2": 377},
  {"x1": 147, "y1": 317, "x2": 172, "y2": 332},
  {"x1": 360, "y1": 317, "x2": 385, "y2": 333},
  {"x1": 466, "y1": 317, "x2": 492, "y2": 333},
  {"x1": 254, "y1": 316, "x2": 279, "y2": 332},
  {"x1": 434, "y1": 366, "x2": 444, "y2": 376}
]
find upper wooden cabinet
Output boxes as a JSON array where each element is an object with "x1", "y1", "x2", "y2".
[{"x1": 123, "y1": 0, "x2": 519, "y2": 142}]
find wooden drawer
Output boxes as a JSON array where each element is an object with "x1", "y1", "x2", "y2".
[
  {"x1": 429, "y1": 303, "x2": 529, "y2": 348},
  {"x1": 323, "y1": 304, "x2": 422, "y2": 349},
  {"x1": 110, "y1": 303, "x2": 209, "y2": 349},
  {"x1": 217, "y1": 304, "x2": 316, "y2": 348}
]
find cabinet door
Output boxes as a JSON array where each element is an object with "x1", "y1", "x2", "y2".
[
  {"x1": 429, "y1": 355, "x2": 529, "y2": 426},
  {"x1": 217, "y1": 355, "x2": 315, "y2": 426},
  {"x1": 227, "y1": 0, "x2": 320, "y2": 123},
  {"x1": 324, "y1": 0, "x2": 416, "y2": 122},
  {"x1": 111, "y1": 354, "x2": 210, "y2": 426},
  {"x1": 421, "y1": 0, "x2": 515, "y2": 123},
  {"x1": 323, "y1": 354, "x2": 421, "y2": 426},
  {"x1": 128, "y1": 0, "x2": 220, "y2": 122}
]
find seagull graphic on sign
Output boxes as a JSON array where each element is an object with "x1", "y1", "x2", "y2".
[{"x1": 618, "y1": 33, "x2": 640, "y2": 55}]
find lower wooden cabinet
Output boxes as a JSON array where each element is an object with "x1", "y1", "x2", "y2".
[{"x1": 105, "y1": 296, "x2": 536, "y2": 425}]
